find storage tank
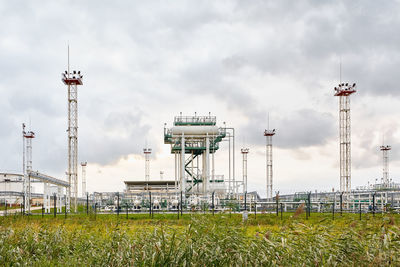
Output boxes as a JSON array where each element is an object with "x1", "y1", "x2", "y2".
[
  {"x1": 153, "y1": 199, "x2": 160, "y2": 209},
  {"x1": 171, "y1": 199, "x2": 179, "y2": 209},
  {"x1": 190, "y1": 197, "x2": 198, "y2": 206},
  {"x1": 171, "y1": 126, "x2": 219, "y2": 135},
  {"x1": 133, "y1": 199, "x2": 141, "y2": 209}
]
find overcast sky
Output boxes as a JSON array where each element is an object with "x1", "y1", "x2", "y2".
[{"x1": 0, "y1": 0, "x2": 399, "y2": 196}]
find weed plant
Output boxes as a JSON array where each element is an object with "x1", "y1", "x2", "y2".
[{"x1": 0, "y1": 213, "x2": 399, "y2": 266}]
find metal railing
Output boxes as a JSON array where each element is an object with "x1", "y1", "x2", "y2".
[{"x1": 174, "y1": 116, "x2": 216, "y2": 125}]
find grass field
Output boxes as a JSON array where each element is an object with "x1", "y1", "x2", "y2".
[{"x1": 1, "y1": 212, "x2": 399, "y2": 266}]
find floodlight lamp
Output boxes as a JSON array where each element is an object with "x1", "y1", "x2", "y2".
[
  {"x1": 353, "y1": 83, "x2": 356, "y2": 87},
  {"x1": 73, "y1": 70, "x2": 76, "y2": 74},
  {"x1": 345, "y1": 83, "x2": 348, "y2": 86},
  {"x1": 78, "y1": 71, "x2": 81, "y2": 74}
]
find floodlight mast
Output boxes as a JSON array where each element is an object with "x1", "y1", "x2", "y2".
[
  {"x1": 62, "y1": 51, "x2": 83, "y2": 213},
  {"x1": 264, "y1": 128, "x2": 275, "y2": 201},
  {"x1": 144, "y1": 148, "x2": 152, "y2": 182},
  {"x1": 81, "y1": 162, "x2": 87, "y2": 197},
  {"x1": 380, "y1": 145, "x2": 391, "y2": 187},
  {"x1": 334, "y1": 83, "x2": 356, "y2": 195},
  {"x1": 22, "y1": 124, "x2": 35, "y2": 213},
  {"x1": 241, "y1": 148, "x2": 249, "y2": 194}
]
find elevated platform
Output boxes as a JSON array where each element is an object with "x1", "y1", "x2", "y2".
[
  {"x1": 264, "y1": 129, "x2": 276, "y2": 136},
  {"x1": 28, "y1": 171, "x2": 69, "y2": 187},
  {"x1": 124, "y1": 180, "x2": 177, "y2": 194},
  {"x1": 61, "y1": 72, "x2": 83, "y2": 85},
  {"x1": 334, "y1": 83, "x2": 357, "y2": 96},
  {"x1": 174, "y1": 115, "x2": 216, "y2": 126}
]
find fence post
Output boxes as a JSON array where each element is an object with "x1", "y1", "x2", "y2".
[
  {"x1": 54, "y1": 193, "x2": 56, "y2": 218},
  {"x1": 126, "y1": 203, "x2": 128, "y2": 219},
  {"x1": 177, "y1": 201, "x2": 180, "y2": 220},
  {"x1": 276, "y1": 193, "x2": 279, "y2": 216},
  {"x1": 180, "y1": 191, "x2": 183, "y2": 216},
  {"x1": 244, "y1": 192, "x2": 247, "y2": 211},
  {"x1": 94, "y1": 203, "x2": 97, "y2": 220},
  {"x1": 280, "y1": 203, "x2": 283, "y2": 220},
  {"x1": 65, "y1": 201, "x2": 67, "y2": 219},
  {"x1": 308, "y1": 192, "x2": 311, "y2": 217},
  {"x1": 332, "y1": 202, "x2": 335, "y2": 220},
  {"x1": 117, "y1": 192, "x2": 120, "y2": 217},
  {"x1": 86, "y1": 193, "x2": 89, "y2": 215},
  {"x1": 4, "y1": 200, "x2": 7, "y2": 216},
  {"x1": 254, "y1": 199, "x2": 257, "y2": 219},
  {"x1": 372, "y1": 193, "x2": 376, "y2": 217},
  {"x1": 212, "y1": 191, "x2": 215, "y2": 216},
  {"x1": 340, "y1": 192, "x2": 343, "y2": 216},
  {"x1": 42, "y1": 204, "x2": 44, "y2": 218},
  {"x1": 306, "y1": 201, "x2": 308, "y2": 220},
  {"x1": 359, "y1": 202, "x2": 362, "y2": 221},
  {"x1": 23, "y1": 193, "x2": 25, "y2": 215},
  {"x1": 149, "y1": 192, "x2": 152, "y2": 218}
]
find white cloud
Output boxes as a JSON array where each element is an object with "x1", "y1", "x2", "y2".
[{"x1": 0, "y1": 0, "x2": 399, "y2": 195}]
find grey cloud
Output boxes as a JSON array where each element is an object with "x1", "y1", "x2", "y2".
[
  {"x1": 241, "y1": 109, "x2": 335, "y2": 149},
  {"x1": 1, "y1": 0, "x2": 400, "y2": 183},
  {"x1": 223, "y1": 0, "x2": 400, "y2": 96},
  {"x1": 80, "y1": 111, "x2": 154, "y2": 165},
  {"x1": 274, "y1": 109, "x2": 336, "y2": 149},
  {"x1": 353, "y1": 123, "x2": 400, "y2": 169},
  {"x1": 181, "y1": 61, "x2": 257, "y2": 111}
]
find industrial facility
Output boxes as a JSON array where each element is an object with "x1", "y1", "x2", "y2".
[{"x1": 0, "y1": 53, "x2": 399, "y2": 216}]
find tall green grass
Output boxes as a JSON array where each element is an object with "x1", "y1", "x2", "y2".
[{"x1": 0, "y1": 213, "x2": 399, "y2": 266}]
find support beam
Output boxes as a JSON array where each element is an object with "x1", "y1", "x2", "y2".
[
  {"x1": 28, "y1": 171, "x2": 69, "y2": 187},
  {"x1": 181, "y1": 134, "x2": 185, "y2": 193},
  {"x1": 205, "y1": 134, "x2": 210, "y2": 195}
]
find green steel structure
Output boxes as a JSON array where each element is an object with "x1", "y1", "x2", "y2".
[{"x1": 164, "y1": 115, "x2": 226, "y2": 194}]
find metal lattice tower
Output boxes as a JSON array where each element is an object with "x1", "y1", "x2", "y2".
[
  {"x1": 264, "y1": 128, "x2": 276, "y2": 200},
  {"x1": 334, "y1": 83, "x2": 356, "y2": 194},
  {"x1": 241, "y1": 148, "x2": 249, "y2": 194},
  {"x1": 62, "y1": 52, "x2": 83, "y2": 212},
  {"x1": 81, "y1": 162, "x2": 87, "y2": 197},
  {"x1": 380, "y1": 145, "x2": 391, "y2": 187},
  {"x1": 144, "y1": 148, "x2": 152, "y2": 181},
  {"x1": 22, "y1": 123, "x2": 35, "y2": 213}
]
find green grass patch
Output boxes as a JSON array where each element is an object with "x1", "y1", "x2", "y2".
[{"x1": 0, "y1": 212, "x2": 399, "y2": 266}]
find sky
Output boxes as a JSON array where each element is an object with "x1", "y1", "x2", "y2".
[{"x1": 0, "y1": 0, "x2": 399, "y2": 197}]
